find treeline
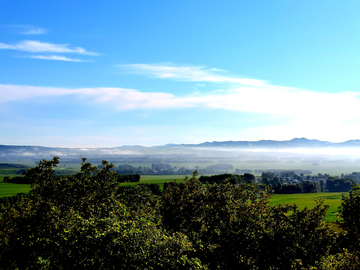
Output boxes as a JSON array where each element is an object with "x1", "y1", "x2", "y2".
[
  {"x1": 274, "y1": 178, "x2": 358, "y2": 194},
  {"x1": 342, "y1": 172, "x2": 360, "y2": 181},
  {"x1": 3, "y1": 173, "x2": 141, "y2": 184},
  {"x1": 274, "y1": 181, "x2": 324, "y2": 194},
  {"x1": 117, "y1": 174, "x2": 140, "y2": 183},
  {"x1": 235, "y1": 168, "x2": 312, "y2": 175},
  {"x1": 199, "y1": 173, "x2": 255, "y2": 185},
  {"x1": 2, "y1": 157, "x2": 360, "y2": 269},
  {"x1": 260, "y1": 171, "x2": 359, "y2": 194},
  {"x1": 114, "y1": 163, "x2": 235, "y2": 175},
  {"x1": 3, "y1": 176, "x2": 30, "y2": 184},
  {"x1": 113, "y1": 163, "x2": 194, "y2": 175},
  {"x1": 327, "y1": 178, "x2": 358, "y2": 192}
]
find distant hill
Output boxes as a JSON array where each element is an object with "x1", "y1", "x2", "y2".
[
  {"x1": 0, "y1": 163, "x2": 30, "y2": 169},
  {"x1": 2, "y1": 138, "x2": 360, "y2": 159},
  {"x1": 165, "y1": 138, "x2": 360, "y2": 149}
]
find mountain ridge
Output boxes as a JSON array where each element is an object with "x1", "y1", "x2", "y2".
[
  {"x1": 2, "y1": 138, "x2": 360, "y2": 150},
  {"x1": 2, "y1": 138, "x2": 360, "y2": 160},
  {"x1": 161, "y1": 137, "x2": 360, "y2": 148}
]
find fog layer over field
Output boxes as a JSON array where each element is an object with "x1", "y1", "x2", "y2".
[{"x1": 2, "y1": 138, "x2": 360, "y2": 175}]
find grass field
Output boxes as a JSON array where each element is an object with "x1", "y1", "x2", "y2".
[
  {"x1": 0, "y1": 175, "x2": 189, "y2": 198},
  {"x1": 269, "y1": 192, "x2": 345, "y2": 223},
  {"x1": 0, "y1": 182, "x2": 31, "y2": 198}
]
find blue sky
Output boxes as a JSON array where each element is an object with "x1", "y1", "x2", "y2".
[{"x1": 1, "y1": 0, "x2": 360, "y2": 147}]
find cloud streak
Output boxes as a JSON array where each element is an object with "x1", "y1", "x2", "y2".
[
  {"x1": 0, "y1": 40, "x2": 97, "y2": 55},
  {"x1": 21, "y1": 28, "x2": 47, "y2": 35},
  {"x1": 3, "y1": 25, "x2": 48, "y2": 35},
  {"x1": 22, "y1": 55, "x2": 89, "y2": 62},
  {"x1": 120, "y1": 64, "x2": 267, "y2": 86}
]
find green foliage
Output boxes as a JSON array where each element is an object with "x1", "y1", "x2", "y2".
[
  {"x1": 327, "y1": 178, "x2": 358, "y2": 192},
  {"x1": 115, "y1": 183, "x2": 160, "y2": 221},
  {"x1": 274, "y1": 180, "x2": 321, "y2": 194},
  {"x1": 0, "y1": 157, "x2": 205, "y2": 270},
  {"x1": 3, "y1": 175, "x2": 31, "y2": 184},
  {"x1": 5, "y1": 156, "x2": 360, "y2": 269},
  {"x1": 0, "y1": 192, "x2": 29, "y2": 213},
  {"x1": 337, "y1": 184, "x2": 360, "y2": 252},
  {"x1": 117, "y1": 173, "x2": 140, "y2": 183},
  {"x1": 161, "y1": 172, "x2": 336, "y2": 269},
  {"x1": 310, "y1": 250, "x2": 360, "y2": 270},
  {"x1": 198, "y1": 173, "x2": 255, "y2": 185}
]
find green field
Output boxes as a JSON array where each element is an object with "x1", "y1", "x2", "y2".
[
  {"x1": 0, "y1": 182, "x2": 31, "y2": 198},
  {"x1": 269, "y1": 192, "x2": 345, "y2": 223},
  {"x1": 0, "y1": 175, "x2": 189, "y2": 198}
]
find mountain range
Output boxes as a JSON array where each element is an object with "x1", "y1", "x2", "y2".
[
  {"x1": 2, "y1": 138, "x2": 360, "y2": 161},
  {"x1": 2, "y1": 138, "x2": 360, "y2": 155},
  {"x1": 160, "y1": 138, "x2": 360, "y2": 148}
]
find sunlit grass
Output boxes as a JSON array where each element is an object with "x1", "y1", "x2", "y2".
[
  {"x1": 0, "y1": 182, "x2": 31, "y2": 198},
  {"x1": 269, "y1": 192, "x2": 345, "y2": 223}
]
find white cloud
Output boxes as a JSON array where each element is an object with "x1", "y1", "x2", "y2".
[
  {"x1": 0, "y1": 85, "x2": 77, "y2": 103},
  {"x1": 0, "y1": 85, "x2": 185, "y2": 109},
  {"x1": 117, "y1": 64, "x2": 360, "y2": 132},
  {"x1": 0, "y1": 40, "x2": 97, "y2": 55},
  {"x1": 119, "y1": 64, "x2": 266, "y2": 86},
  {"x1": 22, "y1": 55, "x2": 89, "y2": 62},
  {"x1": 21, "y1": 28, "x2": 47, "y2": 35},
  {"x1": 120, "y1": 64, "x2": 267, "y2": 86},
  {"x1": 2, "y1": 25, "x2": 48, "y2": 35}
]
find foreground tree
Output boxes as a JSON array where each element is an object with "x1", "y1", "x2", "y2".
[
  {"x1": 8, "y1": 157, "x2": 360, "y2": 269},
  {"x1": 161, "y1": 172, "x2": 336, "y2": 269},
  {"x1": 338, "y1": 184, "x2": 360, "y2": 252},
  {"x1": 0, "y1": 157, "x2": 205, "y2": 270}
]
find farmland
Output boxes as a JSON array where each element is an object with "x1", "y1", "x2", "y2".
[
  {"x1": 269, "y1": 192, "x2": 345, "y2": 223},
  {"x1": 0, "y1": 182, "x2": 31, "y2": 198}
]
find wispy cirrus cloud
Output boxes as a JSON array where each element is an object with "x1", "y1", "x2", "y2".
[
  {"x1": 0, "y1": 26, "x2": 93, "y2": 61},
  {"x1": 2, "y1": 25, "x2": 48, "y2": 35},
  {"x1": 0, "y1": 85, "x2": 78, "y2": 103},
  {"x1": 0, "y1": 84, "x2": 182, "y2": 109},
  {"x1": 0, "y1": 40, "x2": 98, "y2": 55},
  {"x1": 22, "y1": 55, "x2": 90, "y2": 62},
  {"x1": 21, "y1": 28, "x2": 47, "y2": 35},
  {"x1": 120, "y1": 63, "x2": 267, "y2": 86}
]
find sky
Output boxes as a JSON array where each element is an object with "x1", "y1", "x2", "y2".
[{"x1": 1, "y1": 0, "x2": 360, "y2": 147}]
